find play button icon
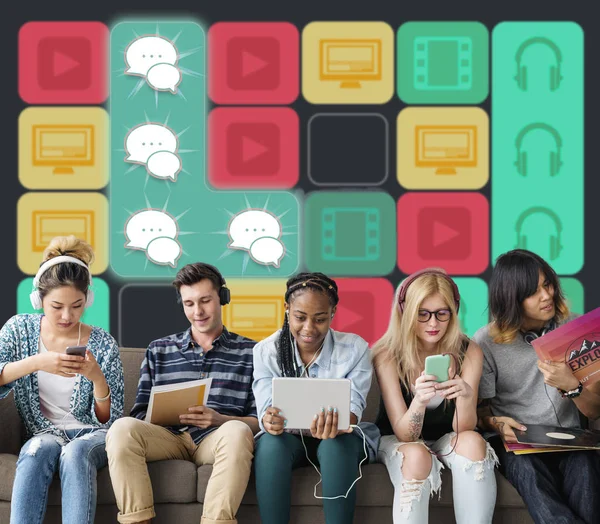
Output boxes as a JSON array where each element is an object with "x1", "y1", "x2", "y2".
[
  {"x1": 227, "y1": 122, "x2": 280, "y2": 176},
  {"x1": 38, "y1": 37, "x2": 91, "y2": 90},
  {"x1": 418, "y1": 207, "x2": 472, "y2": 260},
  {"x1": 227, "y1": 37, "x2": 280, "y2": 90}
]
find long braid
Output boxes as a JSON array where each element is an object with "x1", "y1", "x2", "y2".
[{"x1": 276, "y1": 272, "x2": 339, "y2": 377}]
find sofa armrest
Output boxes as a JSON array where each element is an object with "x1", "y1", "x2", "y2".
[{"x1": 0, "y1": 393, "x2": 23, "y2": 455}]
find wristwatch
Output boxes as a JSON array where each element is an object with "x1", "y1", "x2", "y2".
[{"x1": 559, "y1": 381, "x2": 583, "y2": 398}]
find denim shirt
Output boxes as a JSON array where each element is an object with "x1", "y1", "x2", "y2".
[
  {"x1": 0, "y1": 314, "x2": 125, "y2": 440},
  {"x1": 252, "y1": 328, "x2": 380, "y2": 462}
]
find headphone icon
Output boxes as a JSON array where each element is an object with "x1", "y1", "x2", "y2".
[
  {"x1": 514, "y1": 123, "x2": 563, "y2": 177},
  {"x1": 514, "y1": 37, "x2": 563, "y2": 91},
  {"x1": 515, "y1": 207, "x2": 563, "y2": 260}
]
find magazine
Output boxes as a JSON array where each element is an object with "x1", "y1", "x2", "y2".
[
  {"x1": 531, "y1": 307, "x2": 600, "y2": 387},
  {"x1": 145, "y1": 378, "x2": 212, "y2": 426}
]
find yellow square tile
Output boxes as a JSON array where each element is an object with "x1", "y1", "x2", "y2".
[
  {"x1": 19, "y1": 107, "x2": 108, "y2": 190},
  {"x1": 397, "y1": 107, "x2": 489, "y2": 189},
  {"x1": 224, "y1": 279, "x2": 288, "y2": 341},
  {"x1": 18, "y1": 192, "x2": 108, "y2": 274},
  {"x1": 302, "y1": 22, "x2": 394, "y2": 104}
]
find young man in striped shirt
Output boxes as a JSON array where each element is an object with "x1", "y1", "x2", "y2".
[{"x1": 106, "y1": 263, "x2": 259, "y2": 524}]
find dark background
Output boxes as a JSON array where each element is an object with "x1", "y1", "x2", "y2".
[{"x1": 3, "y1": 2, "x2": 597, "y2": 348}]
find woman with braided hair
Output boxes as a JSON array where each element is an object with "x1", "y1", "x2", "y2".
[{"x1": 252, "y1": 272, "x2": 378, "y2": 524}]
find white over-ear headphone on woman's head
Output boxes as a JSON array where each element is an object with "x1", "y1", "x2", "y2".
[{"x1": 30, "y1": 256, "x2": 94, "y2": 310}]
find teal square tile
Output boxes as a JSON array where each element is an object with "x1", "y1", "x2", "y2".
[
  {"x1": 305, "y1": 191, "x2": 396, "y2": 276},
  {"x1": 397, "y1": 22, "x2": 489, "y2": 104}
]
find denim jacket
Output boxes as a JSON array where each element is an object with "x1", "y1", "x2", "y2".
[
  {"x1": 0, "y1": 314, "x2": 125, "y2": 440},
  {"x1": 252, "y1": 328, "x2": 380, "y2": 461}
]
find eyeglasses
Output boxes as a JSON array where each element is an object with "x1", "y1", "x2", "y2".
[{"x1": 417, "y1": 309, "x2": 452, "y2": 323}]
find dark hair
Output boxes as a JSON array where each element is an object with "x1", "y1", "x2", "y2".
[
  {"x1": 172, "y1": 263, "x2": 223, "y2": 303},
  {"x1": 277, "y1": 272, "x2": 339, "y2": 377},
  {"x1": 38, "y1": 236, "x2": 94, "y2": 302},
  {"x1": 489, "y1": 249, "x2": 569, "y2": 343}
]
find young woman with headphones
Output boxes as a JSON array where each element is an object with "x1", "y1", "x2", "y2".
[
  {"x1": 252, "y1": 272, "x2": 378, "y2": 524},
  {"x1": 372, "y1": 268, "x2": 498, "y2": 524},
  {"x1": 0, "y1": 235, "x2": 124, "y2": 524}
]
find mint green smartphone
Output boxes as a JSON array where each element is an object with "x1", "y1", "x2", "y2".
[{"x1": 424, "y1": 354, "x2": 451, "y2": 382}]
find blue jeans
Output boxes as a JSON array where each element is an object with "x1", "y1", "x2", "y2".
[
  {"x1": 10, "y1": 428, "x2": 108, "y2": 524},
  {"x1": 491, "y1": 436, "x2": 600, "y2": 524}
]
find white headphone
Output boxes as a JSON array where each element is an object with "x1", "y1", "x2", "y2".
[{"x1": 30, "y1": 256, "x2": 94, "y2": 310}]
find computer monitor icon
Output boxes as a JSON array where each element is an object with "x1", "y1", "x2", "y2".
[
  {"x1": 319, "y1": 39, "x2": 382, "y2": 88},
  {"x1": 32, "y1": 125, "x2": 95, "y2": 175},
  {"x1": 415, "y1": 125, "x2": 477, "y2": 175}
]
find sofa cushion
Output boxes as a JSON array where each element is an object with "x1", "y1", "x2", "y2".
[{"x1": 198, "y1": 462, "x2": 523, "y2": 508}]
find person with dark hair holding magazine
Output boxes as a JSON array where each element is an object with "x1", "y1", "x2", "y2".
[
  {"x1": 252, "y1": 272, "x2": 378, "y2": 524},
  {"x1": 474, "y1": 249, "x2": 600, "y2": 524},
  {"x1": 106, "y1": 262, "x2": 258, "y2": 524}
]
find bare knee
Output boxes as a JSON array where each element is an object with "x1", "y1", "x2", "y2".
[
  {"x1": 453, "y1": 430, "x2": 487, "y2": 461},
  {"x1": 400, "y1": 443, "x2": 432, "y2": 480}
]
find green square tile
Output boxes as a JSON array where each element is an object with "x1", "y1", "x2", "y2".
[
  {"x1": 305, "y1": 191, "x2": 396, "y2": 276},
  {"x1": 397, "y1": 22, "x2": 489, "y2": 104},
  {"x1": 17, "y1": 277, "x2": 110, "y2": 331}
]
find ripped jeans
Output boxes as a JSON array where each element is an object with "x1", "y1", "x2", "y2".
[
  {"x1": 378, "y1": 432, "x2": 498, "y2": 524},
  {"x1": 10, "y1": 428, "x2": 108, "y2": 524}
]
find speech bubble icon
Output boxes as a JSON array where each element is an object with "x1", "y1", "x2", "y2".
[
  {"x1": 125, "y1": 123, "x2": 178, "y2": 164},
  {"x1": 124, "y1": 209, "x2": 178, "y2": 250},
  {"x1": 125, "y1": 35, "x2": 178, "y2": 76},
  {"x1": 147, "y1": 151, "x2": 182, "y2": 181},
  {"x1": 228, "y1": 209, "x2": 281, "y2": 250},
  {"x1": 146, "y1": 236, "x2": 182, "y2": 267},
  {"x1": 146, "y1": 63, "x2": 182, "y2": 93},
  {"x1": 249, "y1": 237, "x2": 285, "y2": 268}
]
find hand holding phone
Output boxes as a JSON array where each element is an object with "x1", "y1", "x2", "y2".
[
  {"x1": 424, "y1": 354, "x2": 451, "y2": 383},
  {"x1": 66, "y1": 345, "x2": 87, "y2": 358}
]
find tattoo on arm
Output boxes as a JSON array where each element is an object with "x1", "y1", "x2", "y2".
[{"x1": 408, "y1": 411, "x2": 424, "y2": 440}]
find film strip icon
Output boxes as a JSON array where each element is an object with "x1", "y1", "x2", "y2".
[
  {"x1": 414, "y1": 36, "x2": 473, "y2": 91},
  {"x1": 321, "y1": 207, "x2": 380, "y2": 261}
]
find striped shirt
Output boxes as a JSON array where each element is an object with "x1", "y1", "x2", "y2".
[{"x1": 130, "y1": 326, "x2": 257, "y2": 444}]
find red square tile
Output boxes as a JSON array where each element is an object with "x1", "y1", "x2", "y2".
[
  {"x1": 19, "y1": 21, "x2": 108, "y2": 104},
  {"x1": 208, "y1": 107, "x2": 299, "y2": 189},
  {"x1": 208, "y1": 22, "x2": 299, "y2": 104},
  {"x1": 397, "y1": 192, "x2": 489, "y2": 275},
  {"x1": 331, "y1": 278, "x2": 395, "y2": 346}
]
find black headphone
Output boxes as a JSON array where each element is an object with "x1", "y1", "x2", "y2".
[{"x1": 201, "y1": 263, "x2": 231, "y2": 305}]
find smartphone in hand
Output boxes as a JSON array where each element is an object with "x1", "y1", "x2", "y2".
[
  {"x1": 424, "y1": 354, "x2": 451, "y2": 382},
  {"x1": 65, "y1": 346, "x2": 87, "y2": 357}
]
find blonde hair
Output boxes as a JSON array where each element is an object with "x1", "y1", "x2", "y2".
[
  {"x1": 373, "y1": 273, "x2": 466, "y2": 390},
  {"x1": 37, "y1": 236, "x2": 94, "y2": 300}
]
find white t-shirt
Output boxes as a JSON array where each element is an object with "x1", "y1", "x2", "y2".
[{"x1": 37, "y1": 337, "x2": 90, "y2": 430}]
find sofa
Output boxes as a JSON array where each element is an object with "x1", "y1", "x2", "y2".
[{"x1": 0, "y1": 347, "x2": 537, "y2": 523}]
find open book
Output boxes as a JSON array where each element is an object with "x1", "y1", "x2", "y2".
[
  {"x1": 145, "y1": 378, "x2": 212, "y2": 426},
  {"x1": 531, "y1": 307, "x2": 600, "y2": 387}
]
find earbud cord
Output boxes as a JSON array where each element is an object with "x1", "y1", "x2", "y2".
[
  {"x1": 428, "y1": 351, "x2": 460, "y2": 458},
  {"x1": 36, "y1": 321, "x2": 87, "y2": 443},
  {"x1": 285, "y1": 329, "x2": 367, "y2": 499}
]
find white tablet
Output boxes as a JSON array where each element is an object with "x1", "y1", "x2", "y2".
[{"x1": 271, "y1": 377, "x2": 351, "y2": 430}]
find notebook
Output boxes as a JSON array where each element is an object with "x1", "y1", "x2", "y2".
[{"x1": 145, "y1": 378, "x2": 212, "y2": 426}]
